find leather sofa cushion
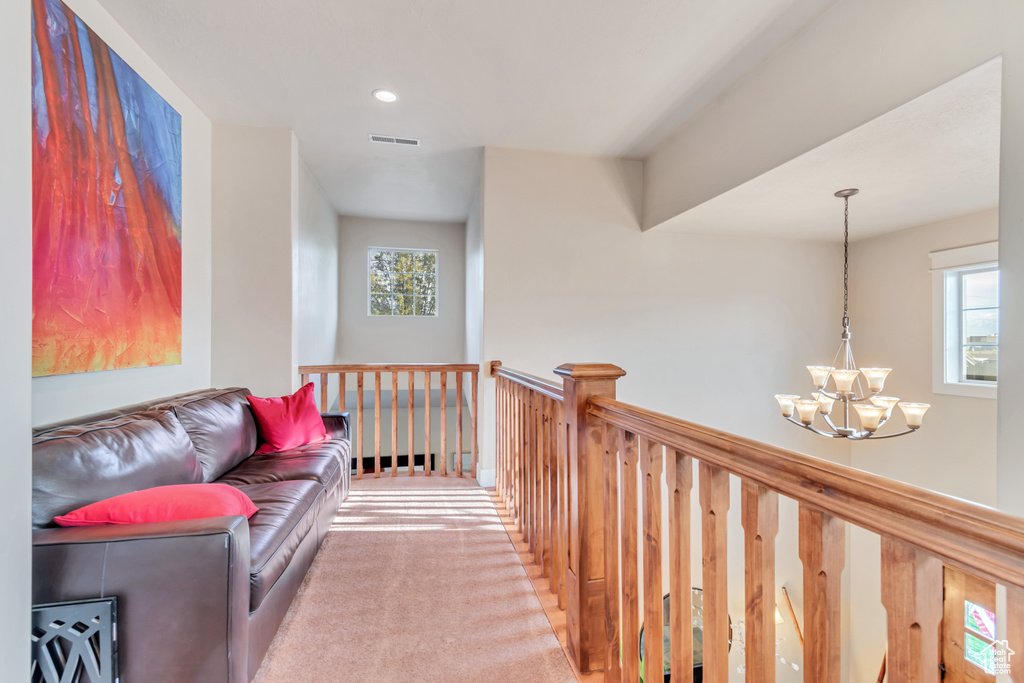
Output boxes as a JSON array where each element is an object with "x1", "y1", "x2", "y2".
[
  {"x1": 237, "y1": 481, "x2": 322, "y2": 612},
  {"x1": 216, "y1": 439, "x2": 347, "y2": 488},
  {"x1": 32, "y1": 411, "x2": 203, "y2": 528},
  {"x1": 171, "y1": 389, "x2": 258, "y2": 482}
]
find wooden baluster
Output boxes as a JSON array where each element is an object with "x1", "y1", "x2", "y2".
[
  {"x1": 544, "y1": 401, "x2": 552, "y2": 581},
  {"x1": 515, "y1": 384, "x2": 523, "y2": 528},
  {"x1": 300, "y1": 372, "x2": 309, "y2": 387},
  {"x1": 424, "y1": 372, "x2": 432, "y2": 475},
  {"x1": 602, "y1": 423, "x2": 621, "y2": 683},
  {"x1": 879, "y1": 536, "x2": 942, "y2": 682},
  {"x1": 320, "y1": 373, "x2": 329, "y2": 412},
  {"x1": 391, "y1": 372, "x2": 399, "y2": 476},
  {"x1": 667, "y1": 450, "x2": 693, "y2": 683},
  {"x1": 700, "y1": 462, "x2": 730, "y2": 682},
  {"x1": 471, "y1": 370, "x2": 479, "y2": 478},
  {"x1": 534, "y1": 393, "x2": 544, "y2": 564},
  {"x1": 640, "y1": 438, "x2": 665, "y2": 683},
  {"x1": 456, "y1": 371, "x2": 464, "y2": 477},
  {"x1": 557, "y1": 400, "x2": 568, "y2": 609},
  {"x1": 339, "y1": 372, "x2": 346, "y2": 412},
  {"x1": 407, "y1": 372, "x2": 415, "y2": 475},
  {"x1": 742, "y1": 480, "x2": 779, "y2": 683},
  {"x1": 525, "y1": 389, "x2": 535, "y2": 549},
  {"x1": 495, "y1": 378, "x2": 503, "y2": 497},
  {"x1": 374, "y1": 372, "x2": 382, "y2": 478},
  {"x1": 440, "y1": 371, "x2": 448, "y2": 476},
  {"x1": 620, "y1": 428, "x2": 641, "y2": 683},
  {"x1": 799, "y1": 504, "x2": 845, "y2": 683},
  {"x1": 356, "y1": 373, "x2": 364, "y2": 480},
  {"x1": 1009, "y1": 585, "x2": 1024, "y2": 683}
]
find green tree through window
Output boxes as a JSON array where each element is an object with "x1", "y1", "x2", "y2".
[{"x1": 368, "y1": 248, "x2": 437, "y2": 316}]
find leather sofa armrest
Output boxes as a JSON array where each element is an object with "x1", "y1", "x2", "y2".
[
  {"x1": 34, "y1": 516, "x2": 251, "y2": 683},
  {"x1": 322, "y1": 411, "x2": 350, "y2": 441}
]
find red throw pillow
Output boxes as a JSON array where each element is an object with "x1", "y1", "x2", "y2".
[
  {"x1": 54, "y1": 483, "x2": 259, "y2": 527},
  {"x1": 246, "y1": 383, "x2": 328, "y2": 455}
]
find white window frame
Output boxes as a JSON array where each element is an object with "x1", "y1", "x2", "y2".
[
  {"x1": 930, "y1": 241, "x2": 998, "y2": 399},
  {"x1": 366, "y1": 247, "x2": 439, "y2": 317}
]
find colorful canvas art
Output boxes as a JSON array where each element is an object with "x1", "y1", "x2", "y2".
[{"x1": 31, "y1": 0, "x2": 183, "y2": 377}]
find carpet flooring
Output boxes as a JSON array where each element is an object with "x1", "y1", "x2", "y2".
[{"x1": 252, "y1": 474, "x2": 577, "y2": 683}]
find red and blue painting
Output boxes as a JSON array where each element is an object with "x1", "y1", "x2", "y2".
[{"x1": 31, "y1": 0, "x2": 182, "y2": 377}]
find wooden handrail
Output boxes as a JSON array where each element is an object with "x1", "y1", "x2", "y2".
[
  {"x1": 492, "y1": 365, "x2": 564, "y2": 402},
  {"x1": 300, "y1": 363, "x2": 479, "y2": 373},
  {"x1": 587, "y1": 394, "x2": 1024, "y2": 588},
  {"x1": 299, "y1": 363, "x2": 479, "y2": 479}
]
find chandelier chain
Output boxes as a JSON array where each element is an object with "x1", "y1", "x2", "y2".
[{"x1": 843, "y1": 196, "x2": 850, "y2": 329}]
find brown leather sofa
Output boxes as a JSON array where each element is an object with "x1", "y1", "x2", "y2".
[{"x1": 31, "y1": 387, "x2": 351, "y2": 683}]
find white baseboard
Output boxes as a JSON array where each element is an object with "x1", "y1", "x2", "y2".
[{"x1": 477, "y1": 467, "x2": 496, "y2": 488}]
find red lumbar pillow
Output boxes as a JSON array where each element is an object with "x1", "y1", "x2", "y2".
[
  {"x1": 54, "y1": 483, "x2": 259, "y2": 527},
  {"x1": 246, "y1": 382, "x2": 328, "y2": 455}
]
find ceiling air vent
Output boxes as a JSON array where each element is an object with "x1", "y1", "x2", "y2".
[{"x1": 369, "y1": 134, "x2": 421, "y2": 146}]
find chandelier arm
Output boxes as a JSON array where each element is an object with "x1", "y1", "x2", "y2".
[
  {"x1": 860, "y1": 428, "x2": 920, "y2": 440},
  {"x1": 786, "y1": 416, "x2": 848, "y2": 438}
]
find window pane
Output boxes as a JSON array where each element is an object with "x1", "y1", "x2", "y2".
[
  {"x1": 370, "y1": 272, "x2": 391, "y2": 294},
  {"x1": 415, "y1": 251, "x2": 436, "y2": 274},
  {"x1": 964, "y1": 270, "x2": 999, "y2": 309},
  {"x1": 414, "y1": 273, "x2": 436, "y2": 297},
  {"x1": 965, "y1": 632, "x2": 996, "y2": 674},
  {"x1": 393, "y1": 295, "x2": 414, "y2": 316},
  {"x1": 963, "y1": 308, "x2": 998, "y2": 344},
  {"x1": 370, "y1": 251, "x2": 393, "y2": 272},
  {"x1": 393, "y1": 272, "x2": 414, "y2": 295},
  {"x1": 393, "y1": 251, "x2": 415, "y2": 273},
  {"x1": 415, "y1": 296, "x2": 436, "y2": 316},
  {"x1": 370, "y1": 294, "x2": 392, "y2": 316},
  {"x1": 965, "y1": 600, "x2": 997, "y2": 639},
  {"x1": 964, "y1": 346, "x2": 998, "y2": 382}
]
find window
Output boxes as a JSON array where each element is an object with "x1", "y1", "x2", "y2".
[
  {"x1": 368, "y1": 248, "x2": 438, "y2": 316},
  {"x1": 930, "y1": 241, "x2": 998, "y2": 398}
]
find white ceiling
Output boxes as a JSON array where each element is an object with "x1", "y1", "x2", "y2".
[
  {"x1": 655, "y1": 59, "x2": 1002, "y2": 241},
  {"x1": 95, "y1": 0, "x2": 839, "y2": 222}
]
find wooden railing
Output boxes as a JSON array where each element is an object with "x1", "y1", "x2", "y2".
[
  {"x1": 299, "y1": 363, "x2": 479, "y2": 480},
  {"x1": 493, "y1": 360, "x2": 1024, "y2": 683}
]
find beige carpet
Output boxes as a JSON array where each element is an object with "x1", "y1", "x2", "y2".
[{"x1": 252, "y1": 474, "x2": 577, "y2": 683}]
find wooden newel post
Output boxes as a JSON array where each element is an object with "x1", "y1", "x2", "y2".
[{"x1": 555, "y1": 362, "x2": 627, "y2": 674}]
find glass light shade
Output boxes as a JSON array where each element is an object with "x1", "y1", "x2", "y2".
[
  {"x1": 812, "y1": 392, "x2": 835, "y2": 415},
  {"x1": 870, "y1": 395, "x2": 900, "y2": 419},
  {"x1": 860, "y1": 367, "x2": 892, "y2": 393},
  {"x1": 793, "y1": 399, "x2": 821, "y2": 425},
  {"x1": 853, "y1": 404, "x2": 887, "y2": 432},
  {"x1": 830, "y1": 369, "x2": 861, "y2": 393},
  {"x1": 899, "y1": 402, "x2": 931, "y2": 429},
  {"x1": 807, "y1": 366, "x2": 833, "y2": 389},
  {"x1": 775, "y1": 394, "x2": 800, "y2": 418}
]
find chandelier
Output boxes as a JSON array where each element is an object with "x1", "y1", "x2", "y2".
[{"x1": 774, "y1": 189, "x2": 929, "y2": 440}]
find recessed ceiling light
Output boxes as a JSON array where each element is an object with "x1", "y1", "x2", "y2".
[{"x1": 373, "y1": 89, "x2": 398, "y2": 103}]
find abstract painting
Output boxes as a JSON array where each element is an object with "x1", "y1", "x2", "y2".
[{"x1": 32, "y1": 0, "x2": 182, "y2": 377}]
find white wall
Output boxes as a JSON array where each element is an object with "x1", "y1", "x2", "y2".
[
  {"x1": 337, "y1": 216, "x2": 466, "y2": 363},
  {"x1": 478, "y1": 146, "x2": 851, "y2": 679},
  {"x1": 465, "y1": 169, "x2": 485, "y2": 370},
  {"x1": 845, "y1": 209, "x2": 999, "y2": 681},
  {"x1": 1, "y1": 0, "x2": 33, "y2": 675},
  {"x1": 296, "y1": 159, "x2": 339, "y2": 365},
  {"x1": 30, "y1": 0, "x2": 214, "y2": 426},
  {"x1": 211, "y1": 125, "x2": 298, "y2": 397}
]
